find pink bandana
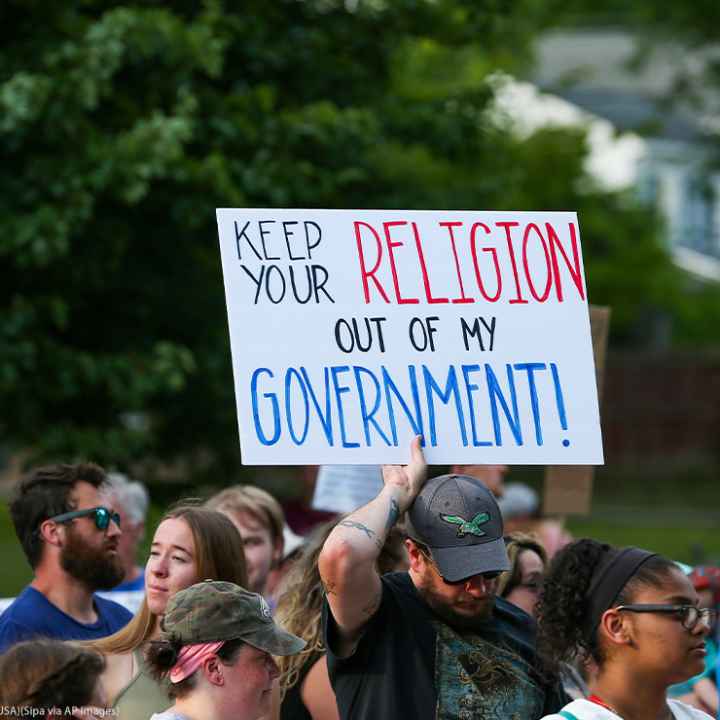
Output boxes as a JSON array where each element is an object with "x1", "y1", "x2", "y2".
[{"x1": 169, "y1": 641, "x2": 224, "y2": 683}]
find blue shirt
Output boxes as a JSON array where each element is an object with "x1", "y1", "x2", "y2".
[{"x1": 0, "y1": 586, "x2": 133, "y2": 654}]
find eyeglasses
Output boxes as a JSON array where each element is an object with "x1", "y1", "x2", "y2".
[
  {"x1": 441, "y1": 570, "x2": 503, "y2": 586},
  {"x1": 47, "y1": 506, "x2": 121, "y2": 531},
  {"x1": 615, "y1": 604, "x2": 717, "y2": 631}
]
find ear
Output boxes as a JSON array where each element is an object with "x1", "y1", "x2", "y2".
[
  {"x1": 38, "y1": 519, "x2": 64, "y2": 548},
  {"x1": 405, "y1": 539, "x2": 427, "y2": 573},
  {"x1": 599, "y1": 608, "x2": 633, "y2": 648},
  {"x1": 204, "y1": 655, "x2": 224, "y2": 686}
]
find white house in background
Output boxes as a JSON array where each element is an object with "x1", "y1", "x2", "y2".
[{"x1": 524, "y1": 28, "x2": 720, "y2": 282}]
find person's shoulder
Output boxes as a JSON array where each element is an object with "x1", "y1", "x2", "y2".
[
  {"x1": 0, "y1": 615, "x2": 34, "y2": 653},
  {"x1": 381, "y1": 570, "x2": 412, "y2": 593},
  {"x1": 0, "y1": 588, "x2": 50, "y2": 651},
  {"x1": 492, "y1": 596, "x2": 536, "y2": 637},
  {"x1": 492, "y1": 594, "x2": 533, "y2": 622},
  {"x1": 382, "y1": 571, "x2": 427, "y2": 602},
  {"x1": 103, "y1": 651, "x2": 138, "y2": 707},
  {"x1": 668, "y1": 699, "x2": 715, "y2": 720},
  {"x1": 382, "y1": 572, "x2": 435, "y2": 617},
  {"x1": 0, "y1": 586, "x2": 52, "y2": 628}
]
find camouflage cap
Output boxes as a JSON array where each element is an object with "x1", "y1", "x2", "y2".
[{"x1": 161, "y1": 580, "x2": 305, "y2": 656}]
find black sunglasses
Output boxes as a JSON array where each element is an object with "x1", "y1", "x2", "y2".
[
  {"x1": 47, "y1": 506, "x2": 121, "y2": 531},
  {"x1": 616, "y1": 604, "x2": 717, "y2": 631}
]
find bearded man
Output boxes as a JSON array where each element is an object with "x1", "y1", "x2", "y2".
[
  {"x1": 0, "y1": 463, "x2": 132, "y2": 652},
  {"x1": 319, "y1": 438, "x2": 567, "y2": 720}
]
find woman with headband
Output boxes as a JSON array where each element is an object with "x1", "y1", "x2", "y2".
[
  {"x1": 146, "y1": 580, "x2": 305, "y2": 720},
  {"x1": 535, "y1": 539, "x2": 716, "y2": 720}
]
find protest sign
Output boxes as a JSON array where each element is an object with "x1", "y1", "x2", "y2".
[{"x1": 216, "y1": 209, "x2": 604, "y2": 465}]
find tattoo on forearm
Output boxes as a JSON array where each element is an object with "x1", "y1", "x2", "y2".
[
  {"x1": 321, "y1": 577, "x2": 338, "y2": 596},
  {"x1": 337, "y1": 520, "x2": 382, "y2": 549},
  {"x1": 385, "y1": 498, "x2": 399, "y2": 534},
  {"x1": 338, "y1": 520, "x2": 376, "y2": 540}
]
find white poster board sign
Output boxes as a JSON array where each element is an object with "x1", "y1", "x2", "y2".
[
  {"x1": 216, "y1": 209, "x2": 604, "y2": 466},
  {"x1": 312, "y1": 465, "x2": 383, "y2": 513}
]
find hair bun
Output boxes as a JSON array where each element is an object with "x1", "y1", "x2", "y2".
[{"x1": 146, "y1": 640, "x2": 180, "y2": 672}]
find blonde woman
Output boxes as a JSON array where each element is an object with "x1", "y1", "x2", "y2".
[
  {"x1": 88, "y1": 504, "x2": 247, "y2": 718},
  {"x1": 498, "y1": 532, "x2": 548, "y2": 618}
]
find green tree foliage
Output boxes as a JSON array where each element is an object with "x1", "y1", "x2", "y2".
[
  {"x1": 544, "y1": 0, "x2": 719, "y2": 43},
  {"x1": 0, "y1": 0, "x2": 679, "y2": 475}
]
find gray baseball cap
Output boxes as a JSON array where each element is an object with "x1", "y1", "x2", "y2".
[
  {"x1": 406, "y1": 474, "x2": 510, "y2": 582},
  {"x1": 161, "y1": 580, "x2": 305, "y2": 656}
]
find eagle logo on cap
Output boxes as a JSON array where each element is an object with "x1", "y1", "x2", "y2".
[{"x1": 440, "y1": 512, "x2": 490, "y2": 538}]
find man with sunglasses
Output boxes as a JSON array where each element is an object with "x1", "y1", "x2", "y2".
[
  {"x1": 319, "y1": 438, "x2": 566, "y2": 720},
  {"x1": 0, "y1": 463, "x2": 132, "y2": 653}
]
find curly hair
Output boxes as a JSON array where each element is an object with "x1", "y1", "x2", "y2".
[
  {"x1": 0, "y1": 639, "x2": 105, "y2": 710},
  {"x1": 274, "y1": 520, "x2": 336, "y2": 699},
  {"x1": 535, "y1": 538, "x2": 676, "y2": 675}
]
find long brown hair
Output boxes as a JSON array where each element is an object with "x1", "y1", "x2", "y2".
[
  {"x1": 275, "y1": 519, "x2": 406, "y2": 698},
  {"x1": 0, "y1": 639, "x2": 105, "y2": 709},
  {"x1": 88, "y1": 504, "x2": 247, "y2": 655}
]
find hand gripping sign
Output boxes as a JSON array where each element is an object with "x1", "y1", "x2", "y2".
[{"x1": 216, "y1": 209, "x2": 604, "y2": 466}]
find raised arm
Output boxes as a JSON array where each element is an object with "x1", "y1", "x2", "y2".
[{"x1": 318, "y1": 437, "x2": 426, "y2": 653}]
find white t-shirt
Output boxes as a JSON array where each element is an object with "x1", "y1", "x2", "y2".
[
  {"x1": 150, "y1": 711, "x2": 190, "y2": 720},
  {"x1": 541, "y1": 698, "x2": 714, "y2": 720}
]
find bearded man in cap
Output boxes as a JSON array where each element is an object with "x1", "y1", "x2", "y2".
[{"x1": 319, "y1": 438, "x2": 566, "y2": 720}]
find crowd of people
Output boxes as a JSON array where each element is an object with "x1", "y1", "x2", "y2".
[{"x1": 0, "y1": 441, "x2": 717, "y2": 720}]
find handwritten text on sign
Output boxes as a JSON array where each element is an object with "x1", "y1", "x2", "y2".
[{"x1": 216, "y1": 209, "x2": 604, "y2": 465}]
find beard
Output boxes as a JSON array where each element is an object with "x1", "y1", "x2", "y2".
[
  {"x1": 60, "y1": 526, "x2": 125, "y2": 591},
  {"x1": 416, "y1": 581, "x2": 496, "y2": 633}
]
